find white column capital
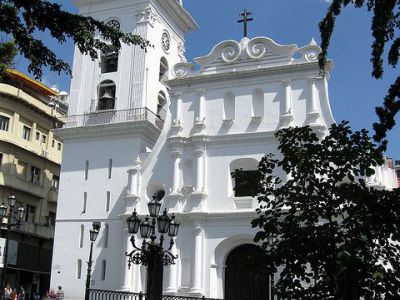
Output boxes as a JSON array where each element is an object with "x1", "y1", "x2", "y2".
[
  {"x1": 196, "y1": 88, "x2": 206, "y2": 97},
  {"x1": 169, "y1": 91, "x2": 183, "y2": 100}
]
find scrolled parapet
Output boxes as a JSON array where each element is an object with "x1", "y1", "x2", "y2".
[
  {"x1": 245, "y1": 37, "x2": 298, "y2": 60},
  {"x1": 298, "y1": 38, "x2": 322, "y2": 62},
  {"x1": 173, "y1": 62, "x2": 195, "y2": 78}
]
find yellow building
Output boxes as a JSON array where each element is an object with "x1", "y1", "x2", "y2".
[{"x1": 0, "y1": 70, "x2": 67, "y2": 297}]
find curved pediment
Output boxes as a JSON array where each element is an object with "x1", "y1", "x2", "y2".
[{"x1": 194, "y1": 37, "x2": 299, "y2": 73}]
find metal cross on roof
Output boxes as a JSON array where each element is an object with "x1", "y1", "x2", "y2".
[{"x1": 237, "y1": 9, "x2": 254, "y2": 38}]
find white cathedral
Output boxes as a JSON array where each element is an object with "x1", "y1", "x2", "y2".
[{"x1": 50, "y1": 1, "x2": 398, "y2": 300}]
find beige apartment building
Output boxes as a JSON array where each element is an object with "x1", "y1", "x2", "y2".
[{"x1": 0, "y1": 70, "x2": 67, "y2": 297}]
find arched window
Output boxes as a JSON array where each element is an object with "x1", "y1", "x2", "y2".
[
  {"x1": 100, "y1": 45, "x2": 118, "y2": 73},
  {"x1": 159, "y1": 57, "x2": 169, "y2": 81},
  {"x1": 98, "y1": 80, "x2": 116, "y2": 110},
  {"x1": 157, "y1": 91, "x2": 167, "y2": 121},
  {"x1": 230, "y1": 158, "x2": 259, "y2": 197}
]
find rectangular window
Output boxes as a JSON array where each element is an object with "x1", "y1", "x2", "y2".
[
  {"x1": 25, "y1": 204, "x2": 36, "y2": 223},
  {"x1": 77, "y1": 259, "x2": 82, "y2": 279},
  {"x1": 30, "y1": 166, "x2": 41, "y2": 184},
  {"x1": 22, "y1": 126, "x2": 31, "y2": 140},
  {"x1": 35, "y1": 132, "x2": 40, "y2": 141},
  {"x1": 82, "y1": 192, "x2": 87, "y2": 213},
  {"x1": 84, "y1": 160, "x2": 89, "y2": 180},
  {"x1": 108, "y1": 159, "x2": 112, "y2": 179},
  {"x1": 52, "y1": 140, "x2": 55, "y2": 147},
  {"x1": 52, "y1": 175, "x2": 60, "y2": 190},
  {"x1": 79, "y1": 225, "x2": 84, "y2": 248},
  {"x1": 42, "y1": 135, "x2": 47, "y2": 144},
  {"x1": 105, "y1": 191, "x2": 110, "y2": 212},
  {"x1": 0, "y1": 116, "x2": 9, "y2": 131},
  {"x1": 57, "y1": 142, "x2": 62, "y2": 151},
  {"x1": 101, "y1": 260, "x2": 106, "y2": 281},
  {"x1": 233, "y1": 170, "x2": 258, "y2": 197},
  {"x1": 48, "y1": 211, "x2": 56, "y2": 226}
]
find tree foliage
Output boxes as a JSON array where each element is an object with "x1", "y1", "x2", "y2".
[
  {"x1": 0, "y1": 40, "x2": 17, "y2": 78},
  {"x1": 319, "y1": 0, "x2": 400, "y2": 151},
  {"x1": 251, "y1": 122, "x2": 400, "y2": 299},
  {"x1": 0, "y1": 0, "x2": 149, "y2": 79}
]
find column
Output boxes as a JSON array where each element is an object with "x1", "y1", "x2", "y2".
[
  {"x1": 197, "y1": 89, "x2": 205, "y2": 123},
  {"x1": 194, "y1": 148, "x2": 205, "y2": 193},
  {"x1": 164, "y1": 243, "x2": 178, "y2": 294},
  {"x1": 171, "y1": 150, "x2": 182, "y2": 194},
  {"x1": 305, "y1": 78, "x2": 321, "y2": 125},
  {"x1": 121, "y1": 228, "x2": 132, "y2": 291},
  {"x1": 173, "y1": 92, "x2": 183, "y2": 125},
  {"x1": 280, "y1": 80, "x2": 294, "y2": 128},
  {"x1": 189, "y1": 226, "x2": 203, "y2": 295}
]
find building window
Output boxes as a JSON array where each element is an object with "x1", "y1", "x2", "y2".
[
  {"x1": 100, "y1": 46, "x2": 118, "y2": 73},
  {"x1": 48, "y1": 211, "x2": 56, "y2": 226},
  {"x1": 52, "y1": 140, "x2": 55, "y2": 147},
  {"x1": 159, "y1": 57, "x2": 168, "y2": 81},
  {"x1": 30, "y1": 166, "x2": 41, "y2": 184},
  {"x1": 103, "y1": 224, "x2": 109, "y2": 248},
  {"x1": 52, "y1": 175, "x2": 60, "y2": 190},
  {"x1": 22, "y1": 125, "x2": 31, "y2": 140},
  {"x1": 108, "y1": 159, "x2": 112, "y2": 179},
  {"x1": 157, "y1": 91, "x2": 167, "y2": 121},
  {"x1": 25, "y1": 204, "x2": 36, "y2": 223},
  {"x1": 42, "y1": 135, "x2": 47, "y2": 144},
  {"x1": 98, "y1": 80, "x2": 116, "y2": 110},
  {"x1": 85, "y1": 160, "x2": 89, "y2": 180},
  {"x1": 230, "y1": 158, "x2": 259, "y2": 197},
  {"x1": 101, "y1": 260, "x2": 106, "y2": 281},
  {"x1": 105, "y1": 191, "x2": 110, "y2": 212},
  {"x1": 0, "y1": 116, "x2": 9, "y2": 131},
  {"x1": 82, "y1": 192, "x2": 87, "y2": 213},
  {"x1": 77, "y1": 259, "x2": 82, "y2": 279},
  {"x1": 57, "y1": 142, "x2": 62, "y2": 151},
  {"x1": 35, "y1": 132, "x2": 40, "y2": 141},
  {"x1": 79, "y1": 225, "x2": 84, "y2": 248}
]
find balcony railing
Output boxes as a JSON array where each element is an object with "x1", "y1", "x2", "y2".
[
  {"x1": 88, "y1": 289, "x2": 222, "y2": 300},
  {"x1": 61, "y1": 107, "x2": 164, "y2": 130}
]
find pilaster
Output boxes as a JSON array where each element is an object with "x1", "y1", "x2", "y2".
[
  {"x1": 305, "y1": 77, "x2": 322, "y2": 126},
  {"x1": 279, "y1": 80, "x2": 294, "y2": 128},
  {"x1": 193, "y1": 89, "x2": 206, "y2": 135}
]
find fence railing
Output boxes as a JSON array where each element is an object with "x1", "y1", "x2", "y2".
[
  {"x1": 88, "y1": 289, "x2": 222, "y2": 300},
  {"x1": 61, "y1": 107, "x2": 163, "y2": 130}
]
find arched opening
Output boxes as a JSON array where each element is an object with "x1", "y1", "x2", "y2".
[
  {"x1": 225, "y1": 244, "x2": 270, "y2": 300},
  {"x1": 98, "y1": 80, "x2": 116, "y2": 110},
  {"x1": 157, "y1": 91, "x2": 167, "y2": 121},
  {"x1": 159, "y1": 57, "x2": 169, "y2": 81}
]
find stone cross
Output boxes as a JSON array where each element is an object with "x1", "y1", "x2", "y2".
[{"x1": 237, "y1": 9, "x2": 253, "y2": 38}]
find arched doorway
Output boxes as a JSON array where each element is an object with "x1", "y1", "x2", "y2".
[{"x1": 225, "y1": 244, "x2": 271, "y2": 300}]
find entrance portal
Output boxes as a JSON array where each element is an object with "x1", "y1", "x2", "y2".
[{"x1": 224, "y1": 244, "x2": 271, "y2": 300}]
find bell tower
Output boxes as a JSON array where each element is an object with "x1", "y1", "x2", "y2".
[{"x1": 68, "y1": 0, "x2": 198, "y2": 118}]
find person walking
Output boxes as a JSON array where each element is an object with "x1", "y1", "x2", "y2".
[
  {"x1": 4, "y1": 284, "x2": 12, "y2": 300},
  {"x1": 18, "y1": 287, "x2": 24, "y2": 300}
]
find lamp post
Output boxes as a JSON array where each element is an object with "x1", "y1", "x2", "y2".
[
  {"x1": 0, "y1": 194, "x2": 25, "y2": 293},
  {"x1": 125, "y1": 191, "x2": 180, "y2": 300},
  {"x1": 85, "y1": 222, "x2": 100, "y2": 300}
]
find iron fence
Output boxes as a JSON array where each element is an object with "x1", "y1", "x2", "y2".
[
  {"x1": 61, "y1": 107, "x2": 163, "y2": 130},
  {"x1": 88, "y1": 289, "x2": 222, "y2": 300}
]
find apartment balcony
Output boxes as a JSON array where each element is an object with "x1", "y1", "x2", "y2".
[
  {"x1": 19, "y1": 221, "x2": 55, "y2": 239},
  {"x1": 61, "y1": 107, "x2": 164, "y2": 130},
  {"x1": 0, "y1": 171, "x2": 48, "y2": 199}
]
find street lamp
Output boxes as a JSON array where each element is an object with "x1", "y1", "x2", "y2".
[
  {"x1": 85, "y1": 222, "x2": 101, "y2": 300},
  {"x1": 125, "y1": 190, "x2": 180, "y2": 300},
  {"x1": 0, "y1": 194, "x2": 25, "y2": 293}
]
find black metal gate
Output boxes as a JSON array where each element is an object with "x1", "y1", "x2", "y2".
[{"x1": 224, "y1": 244, "x2": 272, "y2": 300}]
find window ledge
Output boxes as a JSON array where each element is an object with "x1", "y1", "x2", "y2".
[{"x1": 233, "y1": 196, "x2": 254, "y2": 209}]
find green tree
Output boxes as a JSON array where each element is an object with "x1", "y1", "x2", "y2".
[
  {"x1": 0, "y1": 0, "x2": 149, "y2": 79},
  {"x1": 0, "y1": 40, "x2": 17, "y2": 77},
  {"x1": 319, "y1": 0, "x2": 400, "y2": 151},
  {"x1": 250, "y1": 122, "x2": 400, "y2": 299}
]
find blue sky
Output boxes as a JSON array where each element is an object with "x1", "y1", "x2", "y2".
[{"x1": 14, "y1": 0, "x2": 399, "y2": 158}]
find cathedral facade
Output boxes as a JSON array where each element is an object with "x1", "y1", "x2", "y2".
[{"x1": 50, "y1": 1, "x2": 398, "y2": 300}]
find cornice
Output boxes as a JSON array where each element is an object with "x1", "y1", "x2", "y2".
[
  {"x1": 54, "y1": 120, "x2": 161, "y2": 143},
  {"x1": 168, "y1": 60, "x2": 333, "y2": 88}
]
